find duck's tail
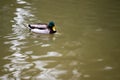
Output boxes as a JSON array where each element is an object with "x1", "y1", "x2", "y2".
[
  {"x1": 28, "y1": 24, "x2": 32, "y2": 29},
  {"x1": 22, "y1": 23, "x2": 31, "y2": 29}
]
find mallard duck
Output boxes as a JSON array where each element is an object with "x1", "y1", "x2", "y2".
[{"x1": 28, "y1": 21, "x2": 57, "y2": 34}]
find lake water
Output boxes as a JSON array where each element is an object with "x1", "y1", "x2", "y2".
[{"x1": 0, "y1": 0, "x2": 120, "y2": 80}]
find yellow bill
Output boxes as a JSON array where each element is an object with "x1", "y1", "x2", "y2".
[{"x1": 52, "y1": 26, "x2": 56, "y2": 31}]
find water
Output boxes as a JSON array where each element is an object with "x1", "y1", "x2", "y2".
[{"x1": 0, "y1": 0, "x2": 120, "y2": 80}]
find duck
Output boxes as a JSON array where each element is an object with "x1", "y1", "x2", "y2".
[{"x1": 28, "y1": 21, "x2": 57, "y2": 34}]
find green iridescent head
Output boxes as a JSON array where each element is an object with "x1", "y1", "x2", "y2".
[
  {"x1": 48, "y1": 21, "x2": 55, "y2": 28},
  {"x1": 48, "y1": 21, "x2": 56, "y2": 33}
]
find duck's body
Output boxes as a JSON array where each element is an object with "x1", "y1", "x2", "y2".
[{"x1": 28, "y1": 22, "x2": 57, "y2": 34}]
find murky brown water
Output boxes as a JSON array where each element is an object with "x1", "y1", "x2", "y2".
[{"x1": 0, "y1": 0, "x2": 120, "y2": 80}]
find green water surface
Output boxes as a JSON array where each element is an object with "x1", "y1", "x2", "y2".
[{"x1": 0, "y1": 0, "x2": 120, "y2": 80}]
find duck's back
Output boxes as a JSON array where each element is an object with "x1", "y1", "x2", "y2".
[{"x1": 29, "y1": 23, "x2": 48, "y2": 29}]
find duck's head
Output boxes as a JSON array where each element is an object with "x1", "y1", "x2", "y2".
[{"x1": 48, "y1": 21, "x2": 57, "y2": 34}]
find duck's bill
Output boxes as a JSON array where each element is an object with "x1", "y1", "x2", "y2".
[{"x1": 52, "y1": 26, "x2": 56, "y2": 31}]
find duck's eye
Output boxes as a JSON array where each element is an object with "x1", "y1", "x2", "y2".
[{"x1": 52, "y1": 26, "x2": 56, "y2": 31}]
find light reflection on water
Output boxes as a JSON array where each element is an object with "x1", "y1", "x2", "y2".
[
  {"x1": 1, "y1": 0, "x2": 65, "y2": 80},
  {"x1": 1, "y1": 0, "x2": 120, "y2": 80}
]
